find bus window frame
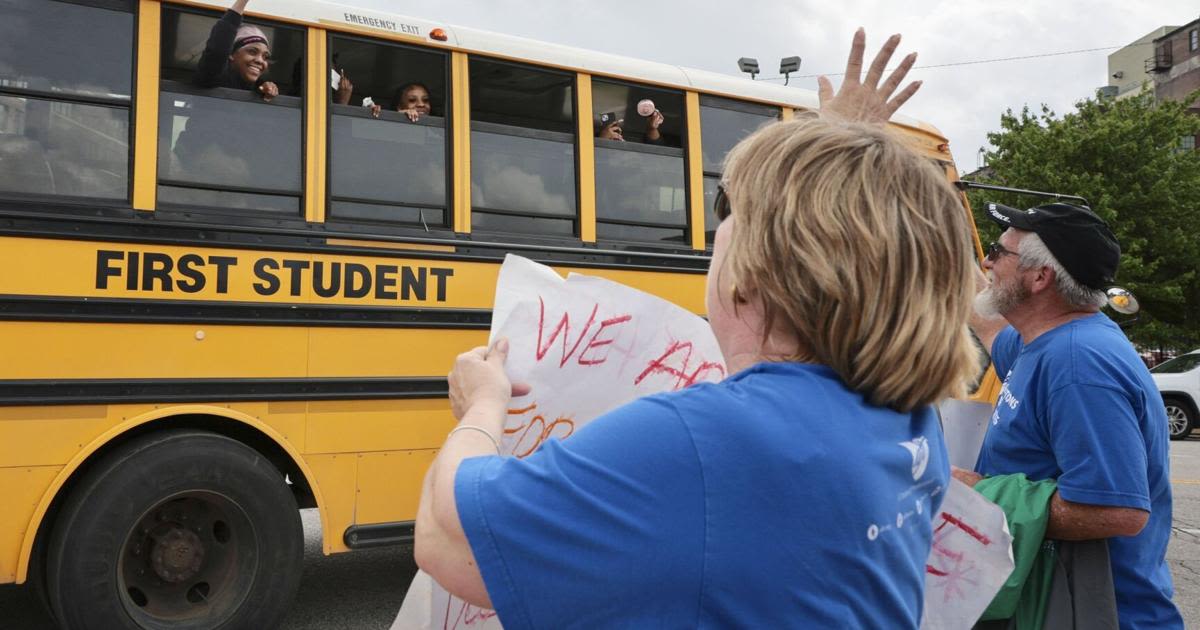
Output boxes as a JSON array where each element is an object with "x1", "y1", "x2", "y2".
[
  {"x1": 323, "y1": 32, "x2": 454, "y2": 236},
  {"x1": 50, "y1": 0, "x2": 134, "y2": 11},
  {"x1": 154, "y1": 4, "x2": 309, "y2": 225},
  {"x1": 698, "y1": 93, "x2": 781, "y2": 118},
  {"x1": 156, "y1": 81, "x2": 306, "y2": 211},
  {"x1": 158, "y1": 3, "x2": 308, "y2": 96},
  {"x1": 697, "y1": 94, "x2": 781, "y2": 249},
  {"x1": 465, "y1": 57, "x2": 582, "y2": 245},
  {"x1": 586, "y1": 77, "x2": 692, "y2": 250},
  {"x1": 593, "y1": 138, "x2": 690, "y2": 242},
  {"x1": 467, "y1": 124, "x2": 580, "y2": 241},
  {"x1": 592, "y1": 128, "x2": 692, "y2": 251},
  {"x1": 0, "y1": 0, "x2": 137, "y2": 209}
]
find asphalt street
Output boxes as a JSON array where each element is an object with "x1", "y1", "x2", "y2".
[{"x1": 4, "y1": 438, "x2": 1200, "y2": 629}]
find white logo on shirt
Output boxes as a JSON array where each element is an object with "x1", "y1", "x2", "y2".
[
  {"x1": 899, "y1": 436, "x2": 930, "y2": 481},
  {"x1": 993, "y1": 372, "x2": 1020, "y2": 425}
]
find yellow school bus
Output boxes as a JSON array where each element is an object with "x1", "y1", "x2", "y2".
[{"x1": 0, "y1": 0, "x2": 996, "y2": 627}]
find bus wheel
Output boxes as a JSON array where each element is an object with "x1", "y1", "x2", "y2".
[{"x1": 45, "y1": 429, "x2": 304, "y2": 630}]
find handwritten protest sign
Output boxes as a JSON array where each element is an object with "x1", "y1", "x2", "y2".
[
  {"x1": 920, "y1": 479, "x2": 1014, "y2": 630},
  {"x1": 392, "y1": 255, "x2": 726, "y2": 630}
]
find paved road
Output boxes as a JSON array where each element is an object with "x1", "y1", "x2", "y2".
[
  {"x1": 5, "y1": 437, "x2": 1200, "y2": 628},
  {"x1": 1168, "y1": 434, "x2": 1200, "y2": 624}
]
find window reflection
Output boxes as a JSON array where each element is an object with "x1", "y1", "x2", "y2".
[
  {"x1": 594, "y1": 144, "x2": 687, "y2": 243},
  {"x1": 157, "y1": 90, "x2": 301, "y2": 205},
  {"x1": 0, "y1": 0, "x2": 133, "y2": 100},
  {"x1": 0, "y1": 96, "x2": 128, "y2": 199},
  {"x1": 472, "y1": 212, "x2": 575, "y2": 237},
  {"x1": 595, "y1": 222, "x2": 687, "y2": 244},
  {"x1": 699, "y1": 104, "x2": 777, "y2": 172},
  {"x1": 470, "y1": 130, "x2": 576, "y2": 218},
  {"x1": 330, "y1": 201, "x2": 444, "y2": 226},
  {"x1": 157, "y1": 186, "x2": 298, "y2": 214},
  {"x1": 468, "y1": 58, "x2": 576, "y2": 237},
  {"x1": 330, "y1": 113, "x2": 446, "y2": 224},
  {"x1": 699, "y1": 98, "x2": 778, "y2": 246}
]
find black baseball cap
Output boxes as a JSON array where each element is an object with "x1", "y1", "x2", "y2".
[{"x1": 984, "y1": 202, "x2": 1120, "y2": 290}]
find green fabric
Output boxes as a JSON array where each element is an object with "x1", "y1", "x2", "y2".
[
  {"x1": 1010, "y1": 540, "x2": 1056, "y2": 630},
  {"x1": 972, "y1": 473, "x2": 1058, "y2": 626}
]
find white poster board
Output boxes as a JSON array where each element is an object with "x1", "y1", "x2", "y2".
[
  {"x1": 392, "y1": 255, "x2": 726, "y2": 630},
  {"x1": 938, "y1": 398, "x2": 995, "y2": 471},
  {"x1": 919, "y1": 479, "x2": 1015, "y2": 630}
]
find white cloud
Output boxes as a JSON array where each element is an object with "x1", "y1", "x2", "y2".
[{"x1": 348, "y1": 0, "x2": 1197, "y2": 175}]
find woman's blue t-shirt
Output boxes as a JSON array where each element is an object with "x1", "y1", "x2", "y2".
[{"x1": 455, "y1": 362, "x2": 950, "y2": 629}]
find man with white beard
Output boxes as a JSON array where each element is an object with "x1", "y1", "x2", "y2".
[{"x1": 955, "y1": 202, "x2": 1182, "y2": 629}]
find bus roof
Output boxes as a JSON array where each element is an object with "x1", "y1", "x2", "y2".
[{"x1": 177, "y1": 0, "x2": 947, "y2": 140}]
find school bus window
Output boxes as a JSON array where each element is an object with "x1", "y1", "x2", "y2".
[
  {"x1": 159, "y1": 8, "x2": 304, "y2": 96},
  {"x1": 327, "y1": 36, "x2": 449, "y2": 228},
  {"x1": 0, "y1": 0, "x2": 134, "y2": 202},
  {"x1": 469, "y1": 58, "x2": 577, "y2": 237},
  {"x1": 156, "y1": 7, "x2": 305, "y2": 215},
  {"x1": 592, "y1": 79, "x2": 687, "y2": 246},
  {"x1": 699, "y1": 96, "x2": 778, "y2": 245}
]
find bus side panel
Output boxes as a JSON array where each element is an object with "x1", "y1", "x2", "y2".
[
  {"x1": 304, "y1": 453, "x2": 358, "y2": 554},
  {"x1": 307, "y1": 328, "x2": 485, "y2": 378},
  {"x1": 355, "y1": 450, "x2": 439, "y2": 525},
  {"x1": 306, "y1": 399, "x2": 455, "y2": 454},
  {"x1": 0, "y1": 322, "x2": 308, "y2": 380},
  {"x1": 306, "y1": 399, "x2": 453, "y2": 533},
  {"x1": 0, "y1": 405, "x2": 112, "y2": 466},
  {"x1": 0, "y1": 466, "x2": 61, "y2": 583}
]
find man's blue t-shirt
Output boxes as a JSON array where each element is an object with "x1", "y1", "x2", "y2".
[
  {"x1": 455, "y1": 362, "x2": 950, "y2": 629},
  {"x1": 975, "y1": 313, "x2": 1181, "y2": 629}
]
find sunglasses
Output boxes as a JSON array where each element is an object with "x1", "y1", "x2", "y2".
[
  {"x1": 714, "y1": 184, "x2": 731, "y2": 221},
  {"x1": 985, "y1": 241, "x2": 1018, "y2": 262}
]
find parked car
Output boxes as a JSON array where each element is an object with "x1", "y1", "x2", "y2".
[{"x1": 1151, "y1": 352, "x2": 1200, "y2": 440}]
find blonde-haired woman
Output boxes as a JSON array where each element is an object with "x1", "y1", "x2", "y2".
[{"x1": 415, "y1": 30, "x2": 976, "y2": 629}]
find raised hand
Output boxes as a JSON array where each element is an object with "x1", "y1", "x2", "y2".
[
  {"x1": 258, "y1": 80, "x2": 278, "y2": 102},
  {"x1": 645, "y1": 110, "x2": 663, "y2": 142},
  {"x1": 817, "y1": 28, "x2": 920, "y2": 124},
  {"x1": 334, "y1": 72, "x2": 353, "y2": 105},
  {"x1": 447, "y1": 339, "x2": 531, "y2": 422}
]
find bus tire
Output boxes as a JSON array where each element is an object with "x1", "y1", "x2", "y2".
[{"x1": 44, "y1": 429, "x2": 304, "y2": 630}]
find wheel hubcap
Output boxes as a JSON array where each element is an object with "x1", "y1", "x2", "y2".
[
  {"x1": 149, "y1": 526, "x2": 205, "y2": 584},
  {"x1": 118, "y1": 492, "x2": 256, "y2": 624},
  {"x1": 1167, "y1": 406, "x2": 1190, "y2": 436}
]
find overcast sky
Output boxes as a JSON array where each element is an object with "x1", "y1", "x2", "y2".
[{"x1": 347, "y1": 0, "x2": 1196, "y2": 174}]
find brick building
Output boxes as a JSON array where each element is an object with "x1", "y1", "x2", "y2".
[
  {"x1": 1149, "y1": 17, "x2": 1200, "y2": 110},
  {"x1": 1147, "y1": 17, "x2": 1200, "y2": 149}
]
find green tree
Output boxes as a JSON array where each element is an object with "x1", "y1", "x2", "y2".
[{"x1": 965, "y1": 90, "x2": 1200, "y2": 351}]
